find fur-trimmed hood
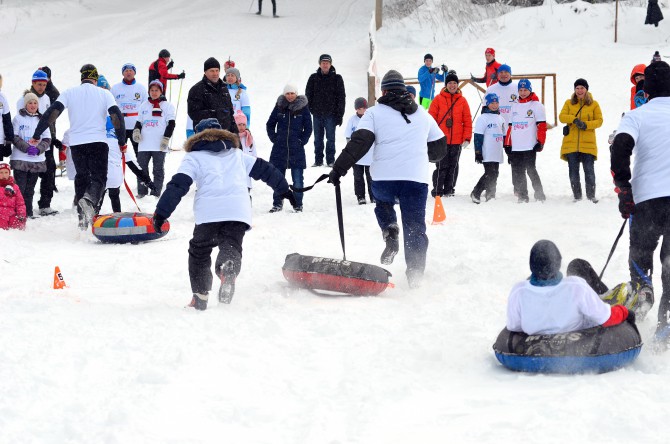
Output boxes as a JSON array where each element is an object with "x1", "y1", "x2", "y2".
[
  {"x1": 183, "y1": 128, "x2": 240, "y2": 153},
  {"x1": 275, "y1": 94, "x2": 309, "y2": 113}
]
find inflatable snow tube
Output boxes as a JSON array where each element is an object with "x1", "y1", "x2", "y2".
[
  {"x1": 282, "y1": 253, "x2": 392, "y2": 296},
  {"x1": 92, "y1": 212, "x2": 170, "y2": 244},
  {"x1": 493, "y1": 321, "x2": 642, "y2": 374}
]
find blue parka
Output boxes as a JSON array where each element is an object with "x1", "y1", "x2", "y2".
[
  {"x1": 418, "y1": 65, "x2": 445, "y2": 101},
  {"x1": 266, "y1": 95, "x2": 312, "y2": 169}
]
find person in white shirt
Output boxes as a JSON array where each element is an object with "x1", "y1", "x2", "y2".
[
  {"x1": 31, "y1": 64, "x2": 126, "y2": 229},
  {"x1": 111, "y1": 63, "x2": 147, "y2": 156},
  {"x1": 226, "y1": 68, "x2": 250, "y2": 126},
  {"x1": 470, "y1": 93, "x2": 505, "y2": 204},
  {"x1": 327, "y1": 70, "x2": 447, "y2": 288},
  {"x1": 485, "y1": 64, "x2": 517, "y2": 127},
  {"x1": 611, "y1": 61, "x2": 670, "y2": 348},
  {"x1": 344, "y1": 97, "x2": 374, "y2": 204}
]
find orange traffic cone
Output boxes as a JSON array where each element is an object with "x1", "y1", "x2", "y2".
[
  {"x1": 432, "y1": 196, "x2": 446, "y2": 225},
  {"x1": 53, "y1": 266, "x2": 66, "y2": 289}
]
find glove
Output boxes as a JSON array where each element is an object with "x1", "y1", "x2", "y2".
[
  {"x1": 504, "y1": 145, "x2": 512, "y2": 156},
  {"x1": 152, "y1": 213, "x2": 167, "y2": 234},
  {"x1": 608, "y1": 130, "x2": 617, "y2": 145},
  {"x1": 53, "y1": 139, "x2": 63, "y2": 150},
  {"x1": 4, "y1": 185, "x2": 15, "y2": 196},
  {"x1": 120, "y1": 144, "x2": 127, "y2": 153},
  {"x1": 626, "y1": 308, "x2": 636, "y2": 324},
  {"x1": 132, "y1": 129, "x2": 142, "y2": 143},
  {"x1": 441, "y1": 64, "x2": 448, "y2": 73},
  {"x1": 27, "y1": 145, "x2": 39, "y2": 156},
  {"x1": 429, "y1": 67, "x2": 438, "y2": 74},
  {"x1": 533, "y1": 142, "x2": 543, "y2": 152},
  {"x1": 573, "y1": 118, "x2": 587, "y2": 130},
  {"x1": 336, "y1": 117, "x2": 343, "y2": 127},
  {"x1": 281, "y1": 190, "x2": 297, "y2": 208},
  {"x1": 461, "y1": 140, "x2": 470, "y2": 150},
  {"x1": 167, "y1": 60, "x2": 174, "y2": 69},
  {"x1": 475, "y1": 151, "x2": 483, "y2": 164},
  {"x1": 2, "y1": 143, "x2": 11, "y2": 157},
  {"x1": 142, "y1": 180, "x2": 157, "y2": 193},
  {"x1": 177, "y1": 71, "x2": 186, "y2": 79},
  {"x1": 618, "y1": 187, "x2": 635, "y2": 219},
  {"x1": 159, "y1": 137, "x2": 170, "y2": 151},
  {"x1": 59, "y1": 148, "x2": 67, "y2": 161},
  {"x1": 327, "y1": 168, "x2": 342, "y2": 186}
]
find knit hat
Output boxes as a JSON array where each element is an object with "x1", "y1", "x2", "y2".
[
  {"x1": 97, "y1": 75, "x2": 110, "y2": 90},
  {"x1": 652, "y1": 51, "x2": 662, "y2": 63},
  {"x1": 148, "y1": 79, "x2": 164, "y2": 92},
  {"x1": 195, "y1": 118, "x2": 221, "y2": 133},
  {"x1": 224, "y1": 59, "x2": 236, "y2": 70},
  {"x1": 283, "y1": 83, "x2": 298, "y2": 95},
  {"x1": 574, "y1": 78, "x2": 589, "y2": 90},
  {"x1": 159, "y1": 49, "x2": 170, "y2": 58},
  {"x1": 32, "y1": 69, "x2": 48, "y2": 83},
  {"x1": 644, "y1": 61, "x2": 670, "y2": 99},
  {"x1": 0, "y1": 163, "x2": 10, "y2": 173},
  {"x1": 529, "y1": 240, "x2": 562, "y2": 280},
  {"x1": 80, "y1": 64, "x2": 99, "y2": 82},
  {"x1": 319, "y1": 54, "x2": 332, "y2": 63},
  {"x1": 38, "y1": 66, "x2": 51, "y2": 79},
  {"x1": 497, "y1": 64, "x2": 512, "y2": 74},
  {"x1": 354, "y1": 97, "x2": 368, "y2": 109},
  {"x1": 225, "y1": 67, "x2": 241, "y2": 82},
  {"x1": 204, "y1": 57, "x2": 220, "y2": 72},
  {"x1": 424, "y1": 53, "x2": 433, "y2": 61},
  {"x1": 518, "y1": 78, "x2": 532, "y2": 92},
  {"x1": 485, "y1": 48, "x2": 495, "y2": 56},
  {"x1": 484, "y1": 93, "x2": 499, "y2": 105},
  {"x1": 406, "y1": 85, "x2": 417, "y2": 97},
  {"x1": 445, "y1": 72, "x2": 459, "y2": 84},
  {"x1": 380, "y1": 70, "x2": 406, "y2": 91},
  {"x1": 234, "y1": 110, "x2": 247, "y2": 125},
  {"x1": 121, "y1": 63, "x2": 136, "y2": 74},
  {"x1": 23, "y1": 92, "x2": 39, "y2": 106}
]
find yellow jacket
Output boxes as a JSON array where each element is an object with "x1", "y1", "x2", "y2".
[{"x1": 559, "y1": 93, "x2": 603, "y2": 160}]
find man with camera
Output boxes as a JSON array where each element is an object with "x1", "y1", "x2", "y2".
[
  {"x1": 418, "y1": 53, "x2": 446, "y2": 110},
  {"x1": 187, "y1": 57, "x2": 238, "y2": 133}
]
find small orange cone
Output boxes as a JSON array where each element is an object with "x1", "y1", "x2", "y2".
[
  {"x1": 53, "y1": 266, "x2": 66, "y2": 289},
  {"x1": 432, "y1": 196, "x2": 446, "y2": 225}
]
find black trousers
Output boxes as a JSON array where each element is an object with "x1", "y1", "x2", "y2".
[
  {"x1": 188, "y1": 221, "x2": 249, "y2": 294},
  {"x1": 125, "y1": 129, "x2": 139, "y2": 156},
  {"x1": 70, "y1": 142, "x2": 109, "y2": 212},
  {"x1": 97, "y1": 187, "x2": 122, "y2": 213},
  {"x1": 258, "y1": 0, "x2": 276, "y2": 14},
  {"x1": 353, "y1": 164, "x2": 373, "y2": 200},
  {"x1": 13, "y1": 170, "x2": 39, "y2": 217},
  {"x1": 432, "y1": 144, "x2": 461, "y2": 196},
  {"x1": 629, "y1": 197, "x2": 670, "y2": 327},
  {"x1": 37, "y1": 147, "x2": 56, "y2": 209},
  {"x1": 509, "y1": 150, "x2": 545, "y2": 200},
  {"x1": 472, "y1": 162, "x2": 499, "y2": 199}
]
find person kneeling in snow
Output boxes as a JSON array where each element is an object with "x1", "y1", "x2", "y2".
[
  {"x1": 152, "y1": 118, "x2": 296, "y2": 310},
  {"x1": 506, "y1": 240, "x2": 632, "y2": 335}
]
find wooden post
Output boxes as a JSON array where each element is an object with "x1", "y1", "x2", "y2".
[
  {"x1": 376, "y1": 0, "x2": 382, "y2": 30},
  {"x1": 368, "y1": 74, "x2": 377, "y2": 105},
  {"x1": 552, "y1": 74, "x2": 558, "y2": 127},
  {"x1": 615, "y1": 0, "x2": 619, "y2": 43},
  {"x1": 541, "y1": 77, "x2": 546, "y2": 106}
]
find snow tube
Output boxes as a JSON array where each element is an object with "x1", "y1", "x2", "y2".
[
  {"x1": 493, "y1": 321, "x2": 642, "y2": 374},
  {"x1": 282, "y1": 253, "x2": 392, "y2": 296},
  {"x1": 92, "y1": 212, "x2": 169, "y2": 244}
]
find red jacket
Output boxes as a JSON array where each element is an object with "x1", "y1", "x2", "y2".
[
  {"x1": 428, "y1": 89, "x2": 472, "y2": 145},
  {"x1": 483, "y1": 60, "x2": 502, "y2": 87},
  {"x1": 149, "y1": 58, "x2": 179, "y2": 91},
  {"x1": 629, "y1": 64, "x2": 646, "y2": 110},
  {"x1": 0, "y1": 178, "x2": 26, "y2": 230}
]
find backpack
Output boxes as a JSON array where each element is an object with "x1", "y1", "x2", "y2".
[{"x1": 148, "y1": 60, "x2": 160, "y2": 84}]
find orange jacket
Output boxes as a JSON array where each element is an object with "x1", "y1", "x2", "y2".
[
  {"x1": 428, "y1": 89, "x2": 472, "y2": 145},
  {"x1": 629, "y1": 64, "x2": 646, "y2": 110}
]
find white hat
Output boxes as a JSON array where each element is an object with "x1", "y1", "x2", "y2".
[{"x1": 283, "y1": 84, "x2": 298, "y2": 95}]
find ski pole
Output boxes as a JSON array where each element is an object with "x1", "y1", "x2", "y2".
[
  {"x1": 249, "y1": 0, "x2": 255, "y2": 12},
  {"x1": 598, "y1": 218, "x2": 628, "y2": 280},
  {"x1": 169, "y1": 78, "x2": 185, "y2": 151},
  {"x1": 471, "y1": 76, "x2": 484, "y2": 122}
]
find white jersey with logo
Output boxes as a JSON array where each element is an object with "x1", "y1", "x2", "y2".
[
  {"x1": 16, "y1": 93, "x2": 50, "y2": 115},
  {"x1": 105, "y1": 116, "x2": 137, "y2": 189},
  {"x1": 0, "y1": 91, "x2": 11, "y2": 143},
  {"x1": 509, "y1": 98, "x2": 546, "y2": 151},
  {"x1": 56, "y1": 82, "x2": 117, "y2": 146},
  {"x1": 11, "y1": 112, "x2": 49, "y2": 163},
  {"x1": 229, "y1": 86, "x2": 250, "y2": 116},
  {"x1": 177, "y1": 148, "x2": 257, "y2": 225},
  {"x1": 474, "y1": 112, "x2": 505, "y2": 163},
  {"x1": 356, "y1": 103, "x2": 443, "y2": 184},
  {"x1": 345, "y1": 113, "x2": 374, "y2": 166},
  {"x1": 486, "y1": 81, "x2": 518, "y2": 126},
  {"x1": 616, "y1": 96, "x2": 670, "y2": 204},
  {"x1": 137, "y1": 99, "x2": 176, "y2": 152},
  {"x1": 506, "y1": 276, "x2": 611, "y2": 335},
  {"x1": 111, "y1": 81, "x2": 147, "y2": 129}
]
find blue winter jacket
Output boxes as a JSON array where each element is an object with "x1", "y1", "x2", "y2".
[
  {"x1": 418, "y1": 65, "x2": 445, "y2": 101},
  {"x1": 266, "y1": 95, "x2": 312, "y2": 169}
]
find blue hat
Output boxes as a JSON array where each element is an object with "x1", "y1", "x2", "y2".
[
  {"x1": 195, "y1": 118, "x2": 222, "y2": 133},
  {"x1": 518, "y1": 79, "x2": 532, "y2": 92},
  {"x1": 484, "y1": 93, "x2": 499, "y2": 106},
  {"x1": 497, "y1": 64, "x2": 511, "y2": 74},
  {"x1": 97, "y1": 75, "x2": 110, "y2": 90},
  {"x1": 122, "y1": 63, "x2": 136, "y2": 74},
  {"x1": 32, "y1": 69, "x2": 48, "y2": 82},
  {"x1": 406, "y1": 85, "x2": 417, "y2": 97}
]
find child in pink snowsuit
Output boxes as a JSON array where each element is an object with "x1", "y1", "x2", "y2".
[{"x1": 0, "y1": 163, "x2": 27, "y2": 230}]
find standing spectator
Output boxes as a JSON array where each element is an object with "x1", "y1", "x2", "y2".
[
  {"x1": 305, "y1": 54, "x2": 346, "y2": 167},
  {"x1": 344, "y1": 97, "x2": 374, "y2": 204},
  {"x1": 225, "y1": 67, "x2": 251, "y2": 125},
  {"x1": 256, "y1": 0, "x2": 278, "y2": 17},
  {"x1": 37, "y1": 66, "x2": 60, "y2": 106},
  {"x1": 0, "y1": 74, "x2": 15, "y2": 163},
  {"x1": 485, "y1": 64, "x2": 517, "y2": 127},
  {"x1": 234, "y1": 110, "x2": 257, "y2": 193},
  {"x1": 645, "y1": 0, "x2": 664, "y2": 27},
  {"x1": 471, "y1": 48, "x2": 502, "y2": 88},
  {"x1": 428, "y1": 72, "x2": 472, "y2": 197},
  {"x1": 30, "y1": 64, "x2": 126, "y2": 229},
  {"x1": 0, "y1": 163, "x2": 27, "y2": 230},
  {"x1": 266, "y1": 84, "x2": 311, "y2": 213},
  {"x1": 470, "y1": 93, "x2": 505, "y2": 204},
  {"x1": 111, "y1": 63, "x2": 147, "y2": 156},
  {"x1": 611, "y1": 61, "x2": 670, "y2": 348},
  {"x1": 148, "y1": 49, "x2": 184, "y2": 94},
  {"x1": 504, "y1": 79, "x2": 546, "y2": 203},
  {"x1": 629, "y1": 64, "x2": 646, "y2": 110},
  {"x1": 37, "y1": 66, "x2": 62, "y2": 187},
  {"x1": 188, "y1": 57, "x2": 238, "y2": 133},
  {"x1": 559, "y1": 78, "x2": 603, "y2": 203},
  {"x1": 417, "y1": 53, "x2": 445, "y2": 110},
  {"x1": 327, "y1": 70, "x2": 447, "y2": 289}
]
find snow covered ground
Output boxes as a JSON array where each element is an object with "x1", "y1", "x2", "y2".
[{"x1": 1, "y1": 0, "x2": 670, "y2": 442}]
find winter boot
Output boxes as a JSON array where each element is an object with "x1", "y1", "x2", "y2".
[
  {"x1": 77, "y1": 197, "x2": 96, "y2": 229},
  {"x1": 407, "y1": 269, "x2": 423, "y2": 289},
  {"x1": 218, "y1": 260, "x2": 237, "y2": 304},
  {"x1": 470, "y1": 192, "x2": 481, "y2": 204},
  {"x1": 571, "y1": 182, "x2": 582, "y2": 202},
  {"x1": 39, "y1": 207, "x2": 59, "y2": 216},
  {"x1": 381, "y1": 223, "x2": 400, "y2": 265},
  {"x1": 187, "y1": 292, "x2": 208, "y2": 310},
  {"x1": 632, "y1": 283, "x2": 654, "y2": 320},
  {"x1": 269, "y1": 204, "x2": 283, "y2": 213},
  {"x1": 357, "y1": 197, "x2": 366, "y2": 205}
]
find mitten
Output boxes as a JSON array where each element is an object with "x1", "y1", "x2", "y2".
[
  {"x1": 27, "y1": 145, "x2": 39, "y2": 156},
  {"x1": 152, "y1": 213, "x2": 167, "y2": 234},
  {"x1": 4, "y1": 185, "x2": 15, "y2": 196},
  {"x1": 167, "y1": 60, "x2": 174, "y2": 69},
  {"x1": 504, "y1": 145, "x2": 512, "y2": 156},
  {"x1": 336, "y1": 116, "x2": 343, "y2": 127},
  {"x1": 573, "y1": 118, "x2": 587, "y2": 130},
  {"x1": 120, "y1": 145, "x2": 127, "y2": 153},
  {"x1": 475, "y1": 151, "x2": 483, "y2": 164},
  {"x1": 177, "y1": 71, "x2": 186, "y2": 79},
  {"x1": 441, "y1": 64, "x2": 448, "y2": 73},
  {"x1": 618, "y1": 187, "x2": 635, "y2": 219},
  {"x1": 159, "y1": 137, "x2": 170, "y2": 151},
  {"x1": 533, "y1": 142, "x2": 543, "y2": 152},
  {"x1": 328, "y1": 169, "x2": 342, "y2": 186},
  {"x1": 53, "y1": 139, "x2": 63, "y2": 150},
  {"x1": 59, "y1": 148, "x2": 67, "y2": 162},
  {"x1": 2, "y1": 143, "x2": 11, "y2": 157},
  {"x1": 132, "y1": 129, "x2": 142, "y2": 143},
  {"x1": 281, "y1": 190, "x2": 297, "y2": 207},
  {"x1": 461, "y1": 140, "x2": 470, "y2": 150},
  {"x1": 608, "y1": 130, "x2": 617, "y2": 145}
]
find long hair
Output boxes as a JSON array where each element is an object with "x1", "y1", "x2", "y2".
[{"x1": 570, "y1": 91, "x2": 593, "y2": 106}]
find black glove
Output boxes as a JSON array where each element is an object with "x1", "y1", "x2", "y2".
[
  {"x1": 328, "y1": 168, "x2": 342, "y2": 186},
  {"x1": 152, "y1": 213, "x2": 167, "y2": 234},
  {"x1": 281, "y1": 190, "x2": 297, "y2": 208},
  {"x1": 533, "y1": 142, "x2": 543, "y2": 152},
  {"x1": 573, "y1": 118, "x2": 587, "y2": 130},
  {"x1": 167, "y1": 60, "x2": 174, "y2": 69},
  {"x1": 504, "y1": 145, "x2": 512, "y2": 157},
  {"x1": 336, "y1": 116, "x2": 343, "y2": 127},
  {"x1": 626, "y1": 308, "x2": 636, "y2": 324},
  {"x1": 618, "y1": 187, "x2": 635, "y2": 219},
  {"x1": 1, "y1": 143, "x2": 11, "y2": 157},
  {"x1": 441, "y1": 64, "x2": 448, "y2": 73},
  {"x1": 429, "y1": 67, "x2": 438, "y2": 74},
  {"x1": 475, "y1": 151, "x2": 483, "y2": 164},
  {"x1": 177, "y1": 71, "x2": 186, "y2": 79},
  {"x1": 142, "y1": 180, "x2": 157, "y2": 193},
  {"x1": 53, "y1": 139, "x2": 63, "y2": 150}
]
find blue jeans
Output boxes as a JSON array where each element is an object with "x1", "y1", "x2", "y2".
[
  {"x1": 312, "y1": 114, "x2": 336, "y2": 165},
  {"x1": 371, "y1": 180, "x2": 429, "y2": 273},
  {"x1": 566, "y1": 152, "x2": 595, "y2": 199},
  {"x1": 273, "y1": 167, "x2": 304, "y2": 207}
]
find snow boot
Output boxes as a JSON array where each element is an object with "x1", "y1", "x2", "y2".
[
  {"x1": 357, "y1": 197, "x2": 366, "y2": 205},
  {"x1": 470, "y1": 192, "x2": 481, "y2": 204},
  {"x1": 269, "y1": 205, "x2": 283, "y2": 213},
  {"x1": 187, "y1": 292, "x2": 208, "y2": 310},
  {"x1": 39, "y1": 207, "x2": 59, "y2": 216},
  {"x1": 218, "y1": 260, "x2": 237, "y2": 304},
  {"x1": 381, "y1": 223, "x2": 399, "y2": 265},
  {"x1": 653, "y1": 323, "x2": 670, "y2": 353},
  {"x1": 77, "y1": 197, "x2": 96, "y2": 230}
]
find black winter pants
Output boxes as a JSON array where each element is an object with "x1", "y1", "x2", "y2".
[
  {"x1": 629, "y1": 197, "x2": 670, "y2": 327},
  {"x1": 70, "y1": 142, "x2": 109, "y2": 212},
  {"x1": 13, "y1": 169, "x2": 39, "y2": 217},
  {"x1": 97, "y1": 187, "x2": 121, "y2": 213},
  {"x1": 509, "y1": 150, "x2": 545, "y2": 201},
  {"x1": 432, "y1": 144, "x2": 461, "y2": 196},
  {"x1": 137, "y1": 151, "x2": 166, "y2": 197},
  {"x1": 258, "y1": 0, "x2": 276, "y2": 14},
  {"x1": 37, "y1": 147, "x2": 56, "y2": 209},
  {"x1": 353, "y1": 164, "x2": 373, "y2": 201},
  {"x1": 472, "y1": 162, "x2": 499, "y2": 200},
  {"x1": 188, "y1": 221, "x2": 249, "y2": 294}
]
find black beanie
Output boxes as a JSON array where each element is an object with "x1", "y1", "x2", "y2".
[
  {"x1": 39, "y1": 66, "x2": 52, "y2": 79},
  {"x1": 319, "y1": 54, "x2": 332, "y2": 63},
  {"x1": 644, "y1": 61, "x2": 670, "y2": 99},
  {"x1": 80, "y1": 64, "x2": 98, "y2": 82},
  {"x1": 574, "y1": 78, "x2": 589, "y2": 90},
  {"x1": 424, "y1": 53, "x2": 433, "y2": 61},
  {"x1": 529, "y1": 240, "x2": 562, "y2": 280},
  {"x1": 445, "y1": 73, "x2": 459, "y2": 84},
  {"x1": 159, "y1": 49, "x2": 170, "y2": 58},
  {"x1": 204, "y1": 57, "x2": 221, "y2": 72},
  {"x1": 380, "y1": 70, "x2": 406, "y2": 91}
]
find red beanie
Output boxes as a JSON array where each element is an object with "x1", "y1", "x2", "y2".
[
  {"x1": 0, "y1": 163, "x2": 10, "y2": 173},
  {"x1": 485, "y1": 48, "x2": 495, "y2": 56}
]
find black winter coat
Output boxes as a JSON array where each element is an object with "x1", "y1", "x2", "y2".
[
  {"x1": 187, "y1": 76, "x2": 238, "y2": 133},
  {"x1": 266, "y1": 95, "x2": 312, "y2": 169},
  {"x1": 646, "y1": 0, "x2": 664, "y2": 26},
  {"x1": 305, "y1": 66, "x2": 346, "y2": 121}
]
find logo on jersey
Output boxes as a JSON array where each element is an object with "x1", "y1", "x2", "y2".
[
  {"x1": 510, "y1": 94, "x2": 517, "y2": 101},
  {"x1": 134, "y1": 93, "x2": 141, "y2": 100},
  {"x1": 527, "y1": 109, "x2": 534, "y2": 117}
]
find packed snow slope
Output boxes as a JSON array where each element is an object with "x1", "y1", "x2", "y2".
[{"x1": 1, "y1": 0, "x2": 669, "y2": 442}]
